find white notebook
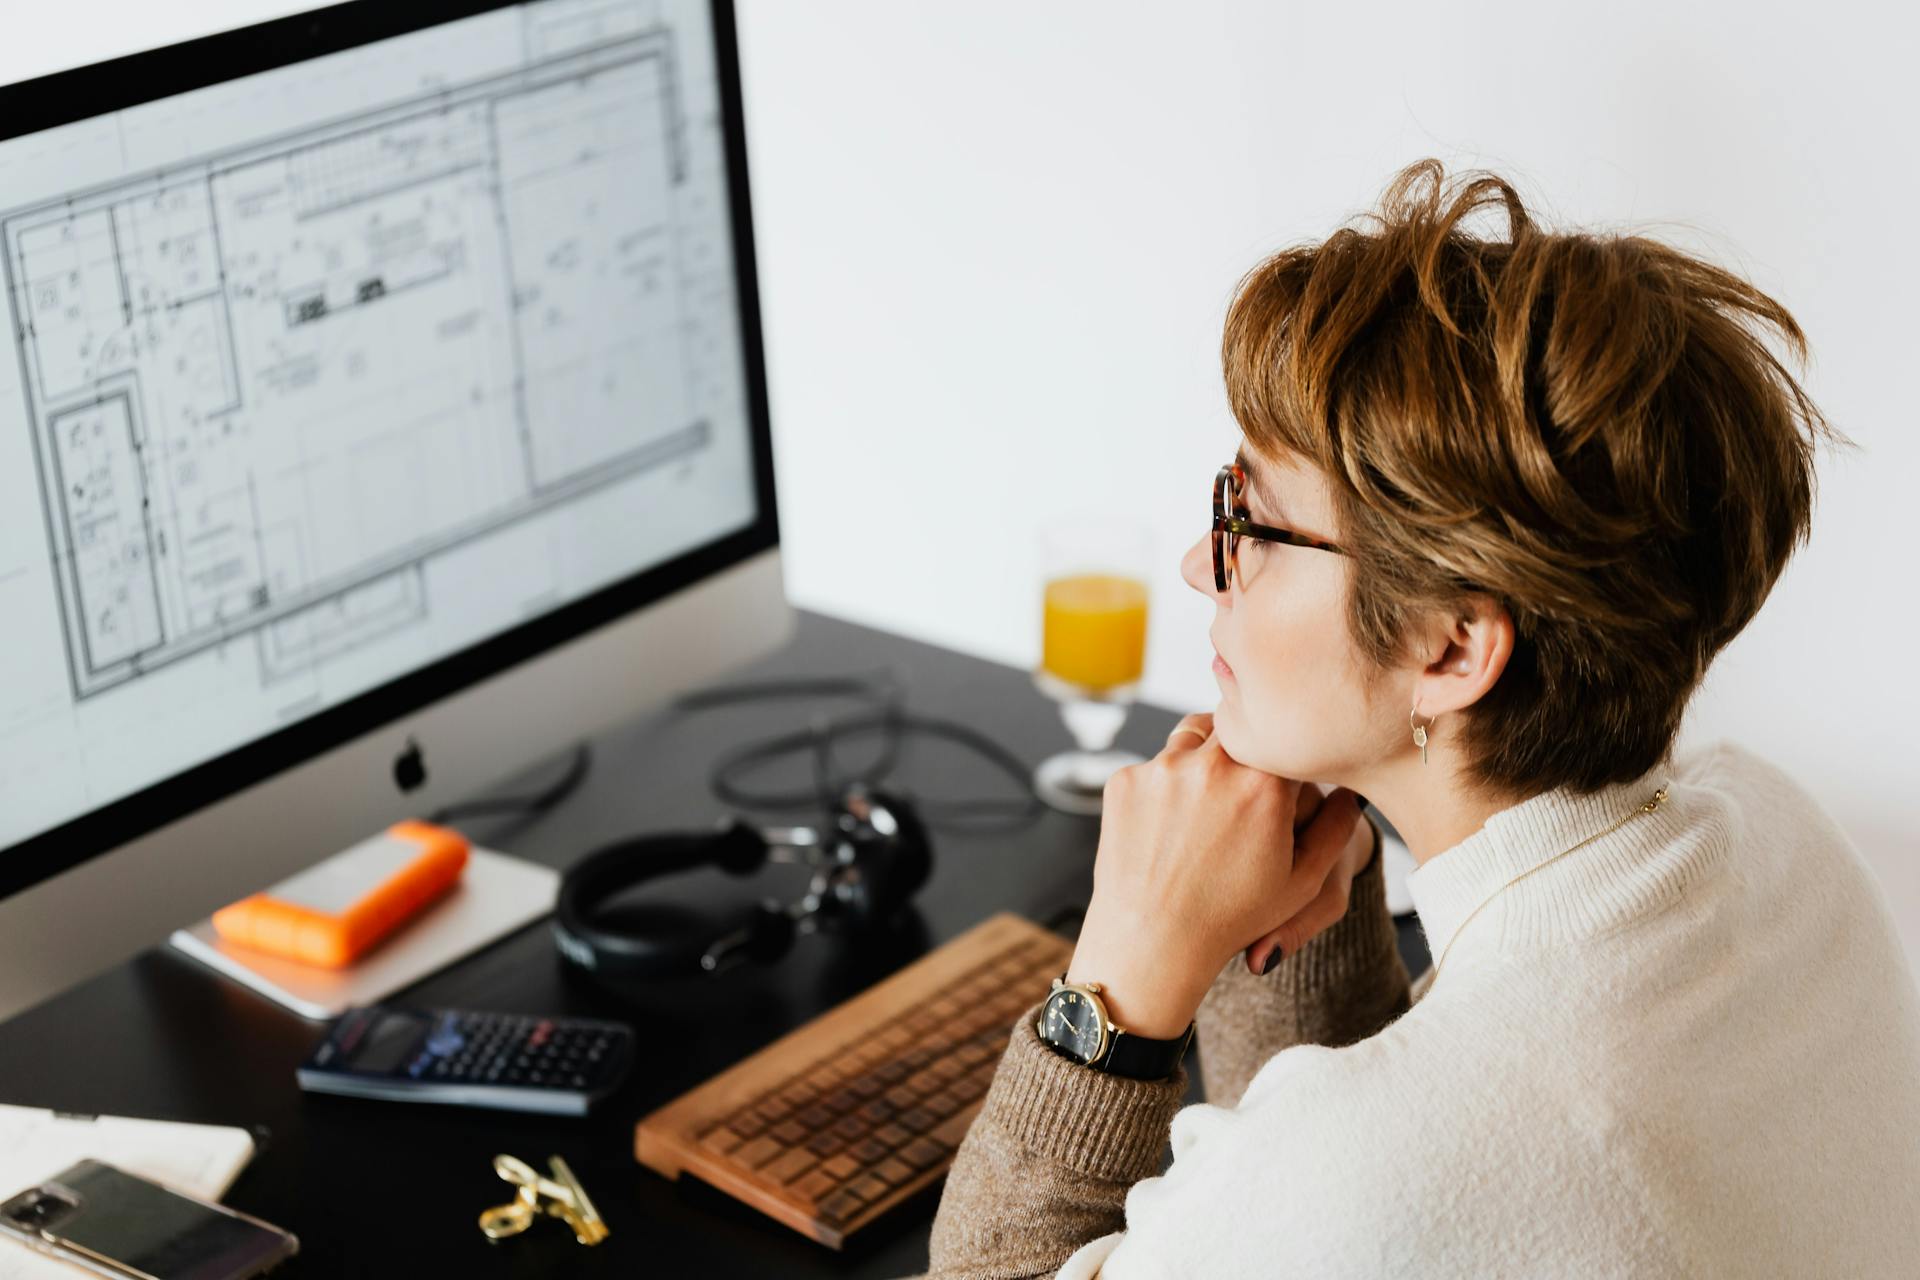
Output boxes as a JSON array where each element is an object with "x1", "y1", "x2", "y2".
[
  {"x1": 0, "y1": 1105, "x2": 256, "y2": 1279},
  {"x1": 168, "y1": 845, "x2": 559, "y2": 1020}
]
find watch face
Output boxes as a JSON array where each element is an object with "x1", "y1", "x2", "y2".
[{"x1": 1041, "y1": 988, "x2": 1106, "y2": 1063}]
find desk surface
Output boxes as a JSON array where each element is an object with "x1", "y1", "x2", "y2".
[{"x1": 0, "y1": 609, "x2": 1429, "y2": 1278}]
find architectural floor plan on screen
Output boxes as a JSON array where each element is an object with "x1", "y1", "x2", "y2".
[{"x1": 4, "y1": 8, "x2": 718, "y2": 702}]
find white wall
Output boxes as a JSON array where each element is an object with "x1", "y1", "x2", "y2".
[
  {"x1": 732, "y1": 0, "x2": 1920, "y2": 970},
  {"x1": 4, "y1": 2, "x2": 1916, "y2": 969}
]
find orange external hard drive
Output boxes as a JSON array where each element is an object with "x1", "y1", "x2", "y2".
[{"x1": 211, "y1": 821, "x2": 470, "y2": 968}]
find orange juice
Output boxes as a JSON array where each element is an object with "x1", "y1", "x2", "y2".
[{"x1": 1042, "y1": 573, "x2": 1149, "y2": 690}]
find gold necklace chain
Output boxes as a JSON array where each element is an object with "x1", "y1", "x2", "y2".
[{"x1": 1429, "y1": 781, "x2": 1672, "y2": 982}]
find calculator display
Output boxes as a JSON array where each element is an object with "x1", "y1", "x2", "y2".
[{"x1": 347, "y1": 1012, "x2": 429, "y2": 1073}]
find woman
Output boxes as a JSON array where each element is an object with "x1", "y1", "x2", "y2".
[{"x1": 919, "y1": 160, "x2": 1920, "y2": 1277}]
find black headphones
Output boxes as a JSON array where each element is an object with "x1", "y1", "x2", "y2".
[{"x1": 552, "y1": 782, "x2": 933, "y2": 980}]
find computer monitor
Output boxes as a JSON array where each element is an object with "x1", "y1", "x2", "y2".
[{"x1": 0, "y1": 0, "x2": 791, "y2": 1019}]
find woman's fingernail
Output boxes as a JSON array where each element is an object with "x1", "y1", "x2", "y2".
[
  {"x1": 1261, "y1": 944, "x2": 1284, "y2": 975},
  {"x1": 1353, "y1": 792, "x2": 1369, "y2": 810}
]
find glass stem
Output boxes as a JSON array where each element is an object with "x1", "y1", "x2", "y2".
[{"x1": 1060, "y1": 699, "x2": 1125, "y2": 756}]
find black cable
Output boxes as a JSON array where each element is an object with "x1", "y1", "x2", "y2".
[
  {"x1": 429, "y1": 670, "x2": 1049, "y2": 840},
  {"x1": 667, "y1": 671, "x2": 1046, "y2": 833},
  {"x1": 427, "y1": 741, "x2": 593, "y2": 826}
]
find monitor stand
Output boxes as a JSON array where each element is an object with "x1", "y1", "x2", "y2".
[{"x1": 168, "y1": 847, "x2": 558, "y2": 1021}]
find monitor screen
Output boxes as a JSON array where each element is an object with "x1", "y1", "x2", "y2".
[{"x1": 0, "y1": 0, "x2": 770, "y2": 893}]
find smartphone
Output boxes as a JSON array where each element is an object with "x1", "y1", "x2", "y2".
[{"x1": 0, "y1": 1159, "x2": 297, "y2": 1280}]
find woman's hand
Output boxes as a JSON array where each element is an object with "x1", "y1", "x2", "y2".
[
  {"x1": 1064, "y1": 712, "x2": 1369, "y2": 1038},
  {"x1": 1242, "y1": 782, "x2": 1377, "y2": 974}
]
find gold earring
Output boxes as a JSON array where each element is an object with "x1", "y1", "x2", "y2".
[{"x1": 1410, "y1": 703, "x2": 1432, "y2": 765}]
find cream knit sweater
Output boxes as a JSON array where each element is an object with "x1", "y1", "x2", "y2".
[{"x1": 920, "y1": 739, "x2": 1920, "y2": 1278}]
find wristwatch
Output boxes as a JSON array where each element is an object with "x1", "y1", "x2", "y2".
[{"x1": 1035, "y1": 975, "x2": 1194, "y2": 1080}]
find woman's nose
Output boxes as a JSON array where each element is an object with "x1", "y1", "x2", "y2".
[{"x1": 1180, "y1": 533, "x2": 1221, "y2": 599}]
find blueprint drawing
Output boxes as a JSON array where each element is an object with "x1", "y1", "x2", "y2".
[{"x1": 3, "y1": 27, "x2": 707, "y2": 700}]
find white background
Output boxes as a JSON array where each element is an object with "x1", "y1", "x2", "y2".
[{"x1": 4, "y1": 1, "x2": 1916, "y2": 971}]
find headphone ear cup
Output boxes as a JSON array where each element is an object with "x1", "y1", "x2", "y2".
[
  {"x1": 844, "y1": 792, "x2": 932, "y2": 928},
  {"x1": 554, "y1": 825, "x2": 776, "y2": 979}
]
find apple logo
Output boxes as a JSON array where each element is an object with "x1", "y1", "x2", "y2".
[{"x1": 393, "y1": 737, "x2": 427, "y2": 794}]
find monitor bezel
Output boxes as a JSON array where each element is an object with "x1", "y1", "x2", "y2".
[{"x1": 0, "y1": 0, "x2": 778, "y2": 901}]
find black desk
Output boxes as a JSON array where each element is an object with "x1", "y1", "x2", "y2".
[{"x1": 0, "y1": 609, "x2": 1429, "y2": 1278}]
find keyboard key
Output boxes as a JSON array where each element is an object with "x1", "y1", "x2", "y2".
[
  {"x1": 850, "y1": 1136, "x2": 890, "y2": 1164},
  {"x1": 956, "y1": 1042, "x2": 995, "y2": 1068},
  {"x1": 897, "y1": 1136, "x2": 950, "y2": 1169},
  {"x1": 817, "y1": 1188, "x2": 867, "y2": 1225},
  {"x1": 763, "y1": 1147, "x2": 819, "y2": 1185},
  {"x1": 819, "y1": 1153, "x2": 861, "y2": 1181},
  {"x1": 793, "y1": 1168, "x2": 840, "y2": 1206},
  {"x1": 876, "y1": 1156, "x2": 917, "y2": 1185},
  {"x1": 831, "y1": 1115, "x2": 867, "y2": 1143},
  {"x1": 699, "y1": 1125, "x2": 746, "y2": 1156},
  {"x1": 805, "y1": 1131, "x2": 846, "y2": 1159},
  {"x1": 735, "y1": 1136, "x2": 784, "y2": 1169},
  {"x1": 949, "y1": 1073, "x2": 989, "y2": 1102},
  {"x1": 771, "y1": 1119, "x2": 809, "y2": 1145},
  {"x1": 873, "y1": 1121, "x2": 914, "y2": 1149},
  {"x1": 849, "y1": 1171, "x2": 894, "y2": 1202}
]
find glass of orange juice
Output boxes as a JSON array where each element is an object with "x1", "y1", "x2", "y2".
[{"x1": 1033, "y1": 517, "x2": 1152, "y2": 814}]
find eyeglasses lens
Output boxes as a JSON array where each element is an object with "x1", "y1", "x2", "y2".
[{"x1": 1213, "y1": 467, "x2": 1238, "y2": 591}]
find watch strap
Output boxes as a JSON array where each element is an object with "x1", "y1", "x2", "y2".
[{"x1": 1099, "y1": 1021, "x2": 1195, "y2": 1080}]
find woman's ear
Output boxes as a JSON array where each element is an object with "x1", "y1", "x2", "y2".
[{"x1": 1412, "y1": 594, "x2": 1513, "y2": 717}]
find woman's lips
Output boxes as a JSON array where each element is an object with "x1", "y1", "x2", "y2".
[{"x1": 1212, "y1": 650, "x2": 1233, "y2": 679}]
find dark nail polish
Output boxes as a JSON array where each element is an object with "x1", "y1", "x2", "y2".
[
  {"x1": 1354, "y1": 793, "x2": 1369, "y2": 811},
  {"x1": 1261, "y1": 944, "x2": 1283, "y2": 975}
]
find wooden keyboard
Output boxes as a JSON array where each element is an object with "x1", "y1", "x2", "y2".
[{"x1": 635, "y1": 912, "x2": 1073, "y2": 1248}]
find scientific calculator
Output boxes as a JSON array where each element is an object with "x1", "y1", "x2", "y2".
[{"x1": 297, "y1": 1004, "x2": 635, "y2": 1115}]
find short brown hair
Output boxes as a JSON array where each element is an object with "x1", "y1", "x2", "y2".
[{"x1": 1222, "y1": 159, "x2": 1852, "y2": 799}]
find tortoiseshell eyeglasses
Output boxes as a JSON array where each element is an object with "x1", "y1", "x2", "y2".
[{"x1": 1212, "y1": 461, "x2": 1345, "y2": 592}]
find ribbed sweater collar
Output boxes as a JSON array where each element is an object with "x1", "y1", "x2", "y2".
[{"x1": 1404, "y1": 751, "x2": 1707, "y2": 970}]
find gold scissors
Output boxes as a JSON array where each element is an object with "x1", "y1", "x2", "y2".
[{"x1": 478, "y1": 1153, "x2": 608, "y2": 1245}]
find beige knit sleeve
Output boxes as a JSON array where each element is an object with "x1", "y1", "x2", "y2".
[
  {"x1": 920, "y1": 1000, "x2": 1188, "y2": 1279},
  {"x1": 916, "y1": 820, "x2": 1413, "y2": 1278},
  {"x1": 1194, "y1": 818, "x2": 1413, "y2": 1109}
]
